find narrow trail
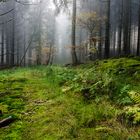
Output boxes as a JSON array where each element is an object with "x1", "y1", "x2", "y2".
[{"x1": 0, "y1": 68, "x2": 82, "y2": 139}]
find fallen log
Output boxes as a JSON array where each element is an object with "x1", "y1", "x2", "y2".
[{"x1": 0, "y1": 116, "x2": 15, "y2": 128}]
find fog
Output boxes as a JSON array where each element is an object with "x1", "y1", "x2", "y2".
[
  {"x1": 0, "y1": 0, "x2": 140, "y2": 66},
  {"x1": 54, "y1": 12, "x2": 71, "y2": 64}
]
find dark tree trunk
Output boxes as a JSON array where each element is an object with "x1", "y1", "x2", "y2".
[
  {"x1": 23, "y1": 27, "x2": 26, "y2": 66},
  {"x1": 123, "y1": 0, "x2": 131, "y2": 55},
  {"x1": 105, "y1": 0, "x2": 111, "y2": 58},
  {"x1": 16, "y1": 39, "x2": 19, "y2": 65},
  {"x1": 6, "y1": 23, "x2": 10, "y2": 66},
  {"x1": 98, "y1": 2, "x2": 103, "y2": 59},
  {"x1": 113, "y1": 29, "x2": 116, "y2": 56},
  {"x1": 118, "y1": 0, "x2": 123, "y2": 56},
  {"x1": 10, "y1": 11, "x2": 15, "y2": 66},
  {"x1": 137, "y1": 1, "x2": 140, "y2": 56},
  {"x1": 98, "y1": 26, "x2": 102, "y2": 59},
  {"x1": 36, "y1": 2, "x2": 42, "y2": 65},
  {"x1": 71, "y1": 0, "x2": 78, "y2": 65},
  {"x1": 1, "y1": 23, "x2": 4, "y2": 65}
]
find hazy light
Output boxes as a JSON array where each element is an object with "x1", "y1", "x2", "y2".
[{"x1": 48, "y1": 1, "x2": 56, "y2": 11}]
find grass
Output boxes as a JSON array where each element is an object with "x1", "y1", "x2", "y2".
[{"x1": 0, "y1": 57, "x2": 140, "y2": 139}]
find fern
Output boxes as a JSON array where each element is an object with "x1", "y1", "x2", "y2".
[
  {"x1": 129, "y1": 91, "x2": 140, "y2": 104},
  {"x1": 123, "y1": 105, "x2": 140, "y2": 125}
]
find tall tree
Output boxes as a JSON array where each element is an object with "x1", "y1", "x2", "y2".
[
  {"x1": 71, "y1": 0, "x2": 78, "y2": 65},
  {"x1": 36, "y1": 1, "x2": 42, "y2": 65},
  {"x1": 137, "y1": 1, "x2": 140, "y2": 56},
  {"x1": 118, "y1": 0, "x2": 123, "y2": 56},
  {"x1": 105, "y1": 0, "x2": 111, "y2": 58},
  {"x1": 98, "y1": 1, "x2": 103, "y2": 59},
  {"x1": 123, "y1": 0, "x2": 131, "y2": 55},
  {"x1": 10, "y1": 10, "x2": 15, "y2": 66},
  {"x1": 1, "y1": 23, "x2": 4, "y2": 65}
]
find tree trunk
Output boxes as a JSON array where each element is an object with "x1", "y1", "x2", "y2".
[
  {"x1": 118, "y1": 0, "x2": 123, "y2": 56},
  {"x1": 71, "y1": 0, "x2": 78, "y2": 65},
  {"x1": 98, "y1": 2, "x2": 103, "y2": 59},
  {"x1": 10, "y1": 10, "x2": 15, "y2": 66},
  {"x1": 23, "y1": 26, "x2": 26, "y2": 66},
  {"x1": 137, "y1": 1, "x2": 140, "y2": 56},
  {"x1": 1, "y1": 23, "x2": 4, "y2": 65},
  {"x1": 105, "y1": 0, "x2": 111, "y2": 58},
  {"x1": 6, "y1": 22, "x2": 9, "y2": 66},
  {"x1": 113, "y1": 29, "x2": 116, "y2": 56},
  {"x1": 123, "y1": 0, "x2": 131, "y2": 55},
  {"x1": 36, "y1": 2, "x2": 42, "y2": 65}
]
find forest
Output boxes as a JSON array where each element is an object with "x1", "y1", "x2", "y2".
[{"x1": 0, "y1": 0, "x2": 140, "y2": 139}]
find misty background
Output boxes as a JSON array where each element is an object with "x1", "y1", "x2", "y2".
[{"x1": 0, "y1": 0, "x2": 140, "y2": 67}]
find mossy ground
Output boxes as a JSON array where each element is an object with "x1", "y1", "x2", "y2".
[{"x1": 0, "y1": 57, "x2": 140, "y2": 140}]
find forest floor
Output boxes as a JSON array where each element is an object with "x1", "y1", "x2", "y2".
[{"x1": 0, "y1": 57, "x2": 140, "y2": 140}]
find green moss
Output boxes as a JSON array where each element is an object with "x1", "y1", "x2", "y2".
[
  {"x1": 129, "y1": 91, "x2": 140, "y2": 104},
  {"x1": 0, "y1": 58, "x2": 140, "y2": 139},
  {"x1": 94, "y1": 126, "x2": 112, "y2": 133},
  {"x1": 119, "y1": 105, "x2": 140, "y2": 125}
]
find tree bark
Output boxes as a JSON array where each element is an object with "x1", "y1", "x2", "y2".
[
  {"x1": 123, "y1": 0, "x2": 131, "y2": 55},
  {"x1": 36, "y1": 1, "x2": 42, "y2": 65},
  {"x1": 137, "y1": 1, "x2": 140, "y2": 56},
  {"x1": 0, "y1": 116, "x2": 15, "y2": 128},
  {"x1": 6, "y1": 22, "x2": 10, "y2": 66},
  {"x1": 118, "y1": 0, "x2": 123, "y2": 56},
  {"x1": 10, "y1": 10, "x2": 15, "y2": 66},
  {"x1": 1, "y1": 23, "x2": 4, "y2": 65},
  {"x1": 105, "y1": 0, "x2": 111, "y2": 58},
  {"x1": 71, "y1": 0, "x2": 78, "y2": 65}
]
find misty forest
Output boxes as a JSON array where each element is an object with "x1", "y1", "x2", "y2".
[{"x1": 0, "y1": 0, "x2": 140, "y2": 139}]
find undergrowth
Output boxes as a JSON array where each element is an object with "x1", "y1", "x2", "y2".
[{"x1": 0, "y1": 57, "x2": 140, "y2": 139}]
